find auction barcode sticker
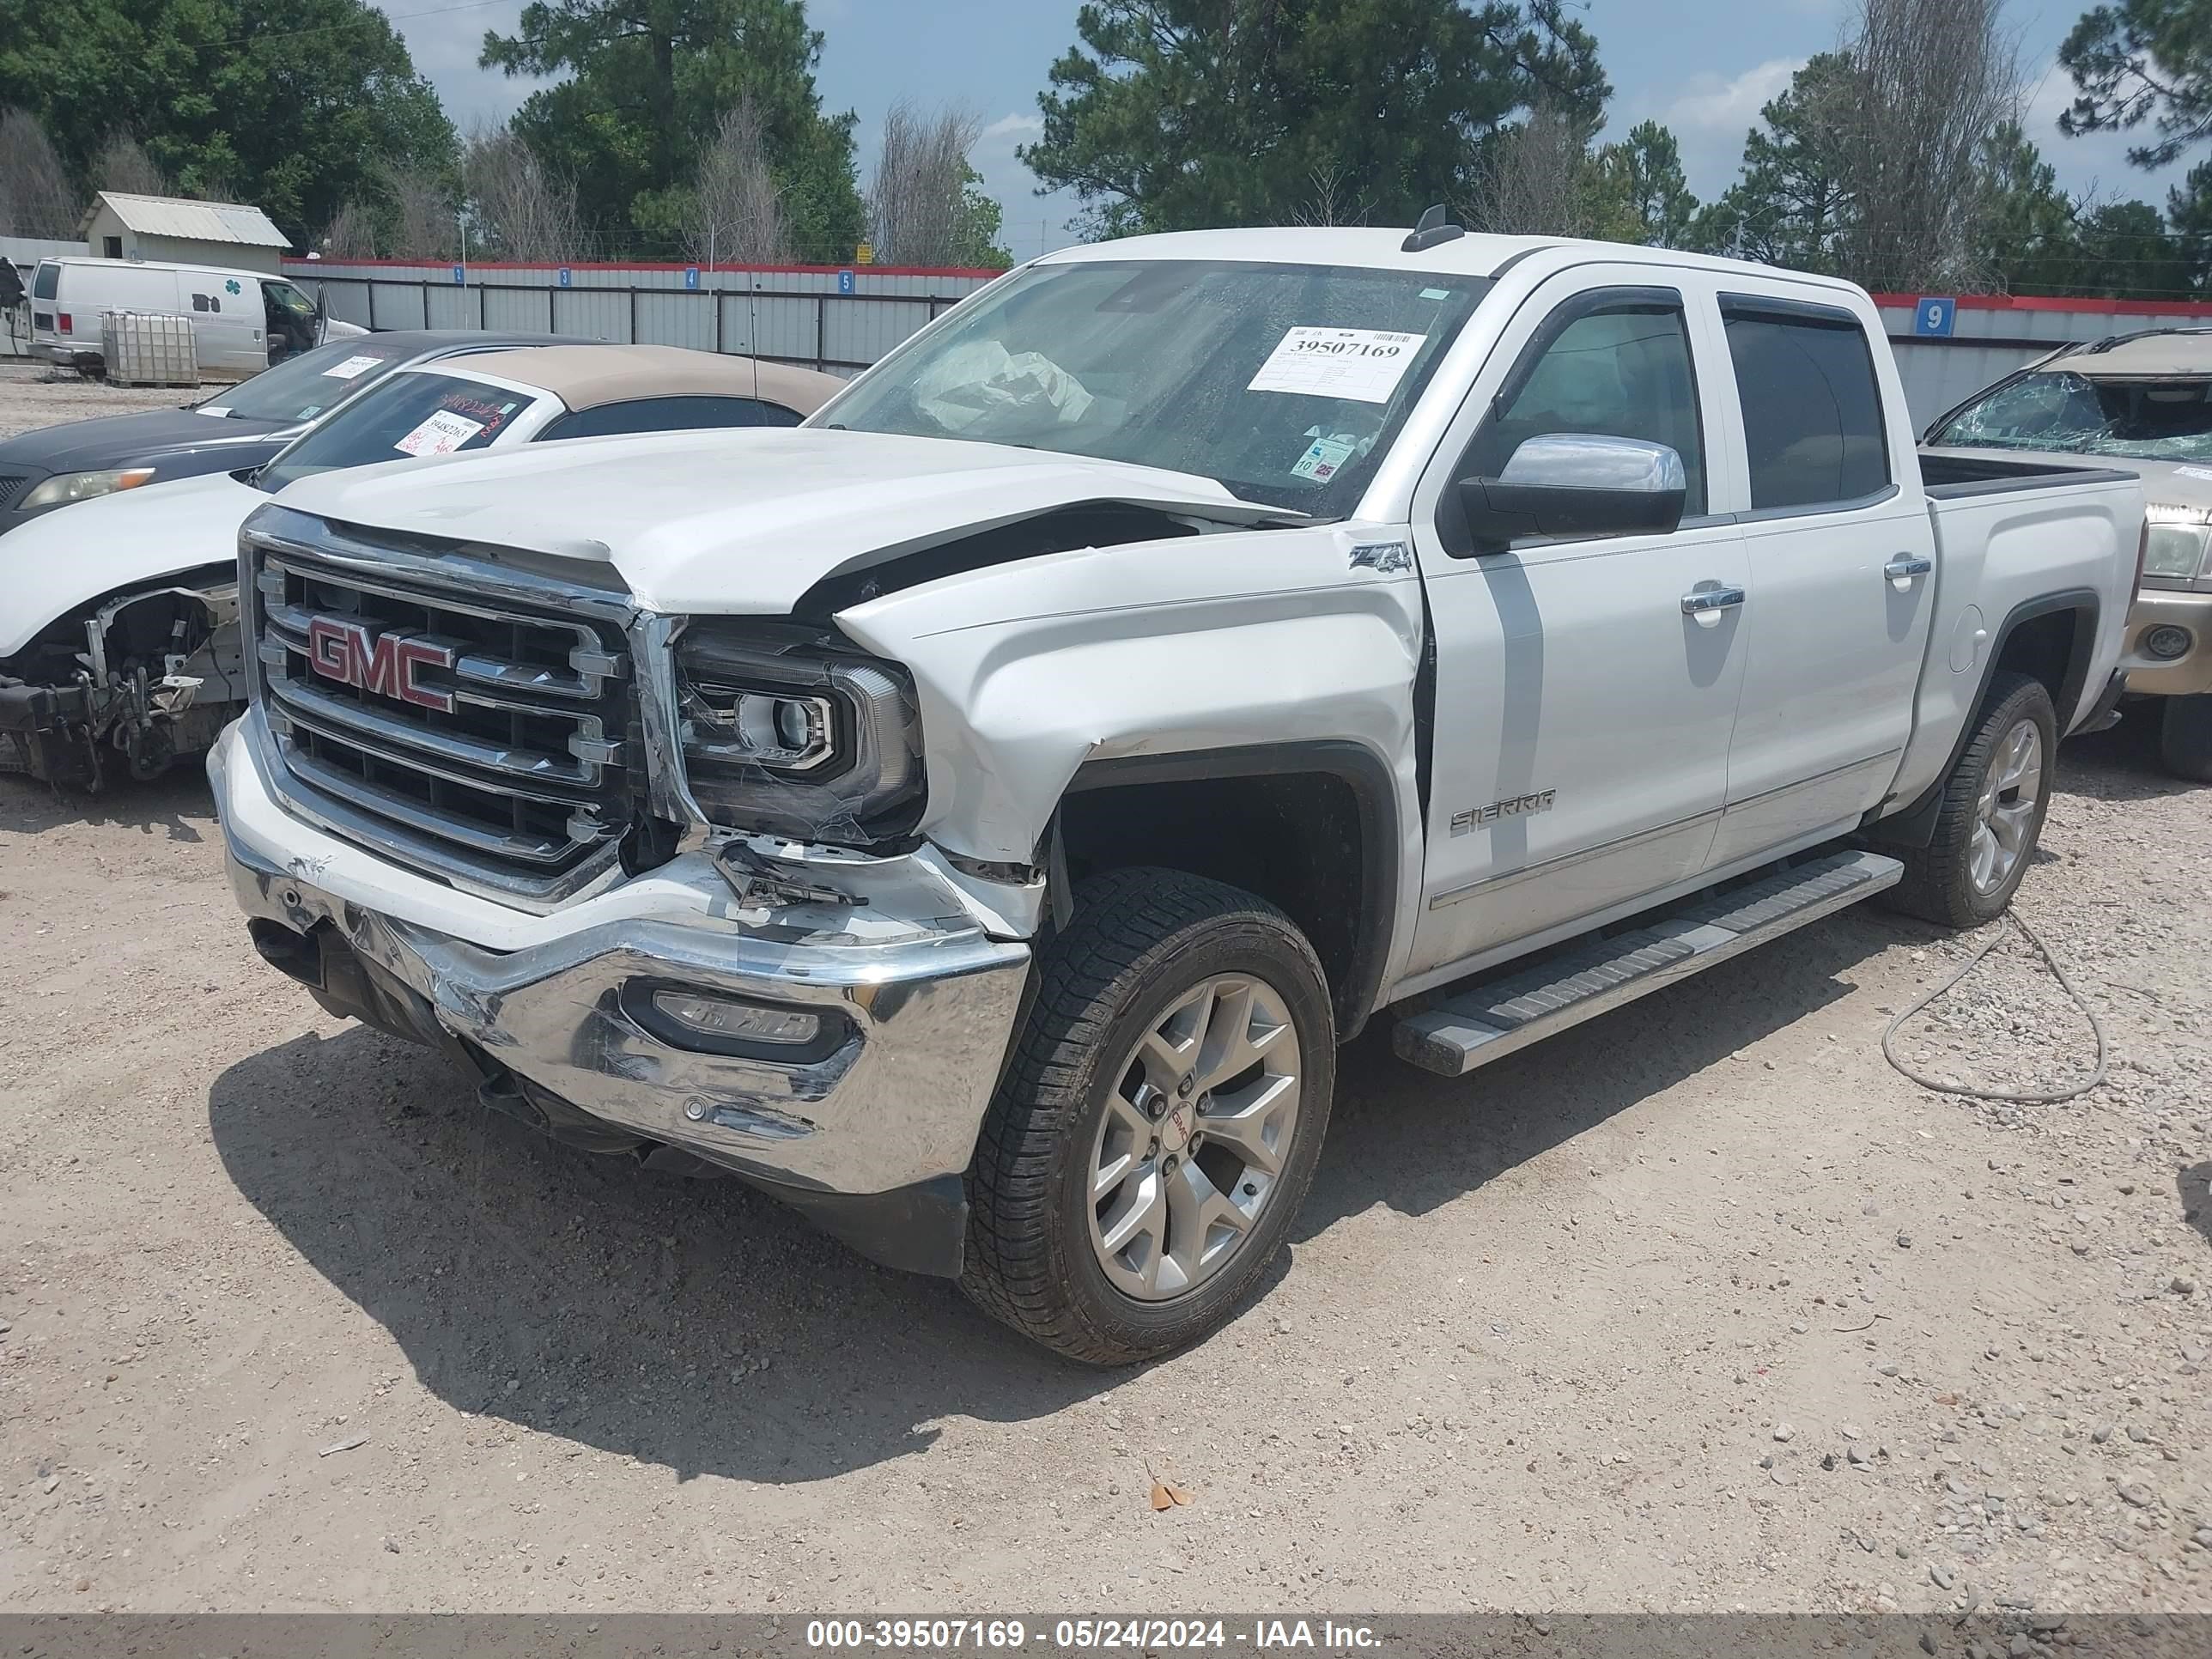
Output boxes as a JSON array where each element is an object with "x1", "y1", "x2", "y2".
[
  {"x1": 393, "y1": 409, "x2": 485, "y2": 457},
  {"x1": 1249, "y1": 326, "x2": 1427, "y2": 404},
  {"x1": 322, "y1": 355, "x2": 386, "y2": 380}
]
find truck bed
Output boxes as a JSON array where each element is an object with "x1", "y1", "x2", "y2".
[{"x1": 1917, "y1": 449, "x2": 2142, "y2": 497}]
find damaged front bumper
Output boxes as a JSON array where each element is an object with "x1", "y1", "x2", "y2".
[{"x1": 210, "y1": 712, "x2": 1035, "y2": 1278}]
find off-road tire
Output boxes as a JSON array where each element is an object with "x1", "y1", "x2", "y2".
[
  {"x1": 2159, "y1": 694, "x2": 2212, "y2": 783},
  {"x1": 962, "y1": 866, "x2": 1335, "y2": 1365},
  {"x1": 1881, "y1": 672, "x2": 2056, "y2": 929}
]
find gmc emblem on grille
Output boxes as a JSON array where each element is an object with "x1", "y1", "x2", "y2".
[{"x1": 305, "y1": 616, "x2": 455, "y2": 713}]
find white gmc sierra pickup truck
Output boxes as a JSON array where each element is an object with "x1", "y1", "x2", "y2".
[{"x1": 212, "y1": 225, "x2": 2143, "y2": 1363}]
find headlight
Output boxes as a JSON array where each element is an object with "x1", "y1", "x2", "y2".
[
  {"x1": 672, "y1": 623, "x2": 924, "y2": 845},
  {"x1": 20, "y1": 467, "x2": 156, "y2": 509},
  {"x1": 2144, "y1": 503, "x2": 2212, "y2": 580}
]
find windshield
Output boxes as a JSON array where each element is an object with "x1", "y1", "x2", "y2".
[
  {"x1": 205, "y1": 337, "x2": 422, "y2": 423},
  {"x1": 260, "y1": 371, "x2": 538, "y2": 493},
  {"x1": 1934, "y1": 369, "x2": 2212, "y2": 464},
  {"x1": 819, "y1": 259, "x2": 1490, "y2": 514}
]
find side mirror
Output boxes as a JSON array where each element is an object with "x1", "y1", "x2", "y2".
[{"x1": 1455, "y1": 434, "x2": 1686, "y2": 553}]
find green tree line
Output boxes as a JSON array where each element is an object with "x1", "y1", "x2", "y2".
[{"x1": 1, "y1": 0, "x2": 2206, "y2": 295}]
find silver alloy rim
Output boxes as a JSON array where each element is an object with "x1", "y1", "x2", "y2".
[
  {"x1": 1970, "y1": 718, "x2": 2043, "y2": 895},
  {"x1": 1086, "y1": 973, "x2": 1304, "y2": 1303}
]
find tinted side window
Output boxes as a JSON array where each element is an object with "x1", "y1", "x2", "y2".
[
  {"x1": 1462, "y1": 301, "x2": 1706, "y2": 516},
  {"x1": 32, "y1": 263, "x2": 58, "y2": 301},
  {"x1": 538, "y1": 396, "x2": 776, "y2": 441},
  {"x1": 1722, "y1": 305, "x2": 1890, "y2": 510}
]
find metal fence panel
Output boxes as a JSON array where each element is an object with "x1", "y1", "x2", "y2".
[
  {"x1": 550, "y1": 288, "x2": 629, "y2": 342},
  {"x1": 482, "y1": 285, "x2": 555, "y2": 334},
  {"x1": 288, "y1": 260, "x2": 994, "y2": 373},
  {"x1": 635, "y1": 290, "x2": 714, "y2": 351},
  {"x1": 827, "y1": 298, "x2": 936, "y2": 368},
  {"x1": 365, "y1": 280, "x2": 426, "y2": 330}
]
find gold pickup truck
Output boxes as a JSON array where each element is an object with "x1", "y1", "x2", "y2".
[{"x1": 1923, "y1": 327, "x2": 2212, "y2": 780}]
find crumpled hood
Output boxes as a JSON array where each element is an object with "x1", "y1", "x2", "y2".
[
  {"x1": 0, "y1": 469, "x2": 259, "y2": 657},
  {"x1": 0, "y1": 405, "x2": 288, "y2": 474},
  {"x1": 268, "y1": 427, "x2": 1289, "y2": 615}
]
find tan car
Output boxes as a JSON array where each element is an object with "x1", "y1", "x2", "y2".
[{"x1": 1923, "y1": 327, "x2": 2212, "y2": 779}]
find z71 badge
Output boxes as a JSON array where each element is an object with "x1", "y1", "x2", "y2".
[{"x1": 1451, "y1": 789, "x2": 1556, "y2": 834}]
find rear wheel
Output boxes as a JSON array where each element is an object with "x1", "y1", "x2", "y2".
[
  {"x1": 2159, "y1": 693, "x2": 2212, "y2": 783},
  {"x1": 1882, "y1": 672, "x2": 2055, "y2": 928},
  {"x1": 962, "y1": 867, "x2": 1334, "y2": 1365}
]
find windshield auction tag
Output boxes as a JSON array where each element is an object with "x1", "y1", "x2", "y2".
[
  {"x1": 1249, "y1": 327, "x2": 1428, "y2": 404},
  {"x1": 323, "y1": 355, "x2": 386, "y2": 380},
  {"x1": 394, "y1": 409, "x2": 485, "y2": 457}
]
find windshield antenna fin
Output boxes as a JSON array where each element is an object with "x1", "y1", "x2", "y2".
[{"x1": 1401, "y1": 205, "x2": 1465, "y2": 254}]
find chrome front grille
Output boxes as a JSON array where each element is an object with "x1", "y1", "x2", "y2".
[{"x1": 248, "y1": 534, "x2": 640, "y2": 898}]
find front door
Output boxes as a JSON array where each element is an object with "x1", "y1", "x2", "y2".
[
  {"x1": 1402, "y1": 270, "x2": 1751, "y2": 983},
  {"x1": 1703, "y1": 292, "x2": 1939, "y2": 866}
]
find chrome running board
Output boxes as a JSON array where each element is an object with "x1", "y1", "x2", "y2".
[{"x1": 1392, "y1": 850, "x2": 1904, "y2": 1078}]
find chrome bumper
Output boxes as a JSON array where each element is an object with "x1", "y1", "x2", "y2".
[{"x1": 210, "y1": 711, "x2": 1034, "y2": 1273}]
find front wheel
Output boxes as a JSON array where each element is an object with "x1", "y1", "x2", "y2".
[
  {"x1": 1882, "y1": 671, "x2": 2056, "y2": 929},
  {"x1": 962, "y1": 867, "x2": 1335, "y2": 1365}
]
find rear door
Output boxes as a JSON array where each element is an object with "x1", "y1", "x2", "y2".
[
  {"x1": 28, "y1": 261, "x2": 59, "y2": 345},
  {"x1": 1703, "y1": 291, "x2": 1938, "y2": 866},
  {"x1": 1401, "y1": 264, "x2": 1752, "y2": 981}
]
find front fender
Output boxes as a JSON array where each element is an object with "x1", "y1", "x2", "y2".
[
  {"x1": 0, "y1": 470, "x2": 258, "y2": 657},
  {"x1": 836, "y1": 522, "x2": 1427, "y2": 862},
  {"x1": 836, "y1": 523, "x2": 1430, "y2": 1004}
]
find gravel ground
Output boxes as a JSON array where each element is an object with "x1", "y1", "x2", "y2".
[
  {"x1": 0, "y1": 379, "x2": 2206, "y2": 1619},
  {"x1": 0, "y1": 361, "x2": 206, "y2": 439}
]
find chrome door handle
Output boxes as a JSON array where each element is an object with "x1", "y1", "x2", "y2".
[
  {"x1": 1680, "y1": 585, "x2": 1747, "y2": 628},
  {"x1": 1885, "y1": 554, "x2": 1933, "y2": 590}
]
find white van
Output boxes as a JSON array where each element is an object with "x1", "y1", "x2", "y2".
[{"x1": 27, "y1": 258, "x2": 363, "y2": 380}]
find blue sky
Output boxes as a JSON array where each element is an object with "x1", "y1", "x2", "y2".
[{"x1": 374, "y1": 0, "x2": 2194, "y2": 261}]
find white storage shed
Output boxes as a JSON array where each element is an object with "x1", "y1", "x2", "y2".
[{"x1": 77, "y1": 191, "x2": 289, "y2": 274}]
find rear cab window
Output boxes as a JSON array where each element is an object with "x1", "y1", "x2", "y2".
[
  {"x1": 32, "y1": 262, "x2": 58, "y2": 301},
  {"x1": 1720, "y1": 295, "x2": 1892, "y2": 511},
  {"x1": 538, "y1": 395, "x2": 793, "y2": 441},
  {"x1": 260, "y1": 371, "x2": 540, "y2": 492}
]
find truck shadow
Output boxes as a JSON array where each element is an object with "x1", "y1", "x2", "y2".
[
  {"x1": 1299, "y1": 910, "x2": 1892, "y2": 1238},
  {"x1": 206, "y1": 1027, "x2": 1113, "y2": 1486},
  {"x1": 207, "y1": 907, "x2": 1910, "y2": 1486},
  {"x1": 2185, "y1": 1163, "x2": 2211, "y2": 1255},
  {"x1": 2058, "y1": 712, "x2": 2203, "y2": 804},
  {"x1": 0, "y1": 767, "x2": 210, "y2": 842}
]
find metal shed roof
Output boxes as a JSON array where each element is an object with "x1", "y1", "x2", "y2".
[{"x1": 78, "y1": 191, "x2": 289, "y2": 249}]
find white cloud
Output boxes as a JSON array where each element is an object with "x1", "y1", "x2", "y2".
[
  {"x1": 981, "y1": 112, "x2": 1043, "y2": 143},
  {"x1": 1661, "y1": 57, "x2": 1802, "y2": 136},
  {"x1": 2014, "y1": 55, "x2": 2191, "y2": 205},
  {"x1": 1623, "y1": 56, "x2": 1803, "y2": 199}
]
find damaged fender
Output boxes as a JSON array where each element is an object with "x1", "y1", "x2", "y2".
[{"x1": 836, "y1": 518, "x2": 1431, "y2": 981}]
